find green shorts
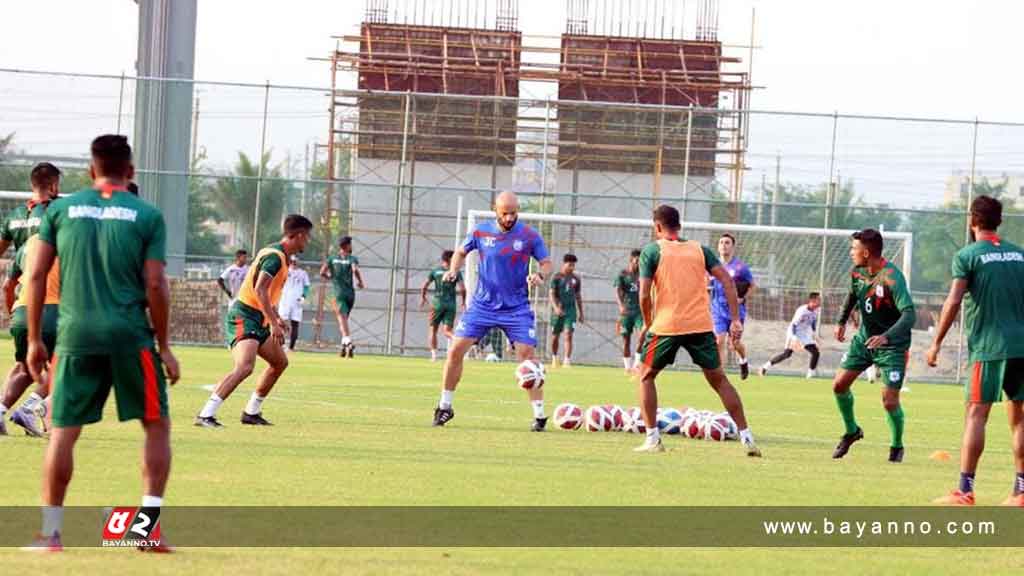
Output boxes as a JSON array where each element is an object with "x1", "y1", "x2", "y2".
[
  {"x1": 619, "y1": 312, "x2": 643, "y2": 337},
  {"x1": 10, "y1": 304, "x2": 58, "y2": 363},
  {"x1": 551, "y1": 310, "x2": 577, "y2": 334},
  {"x1": 640, "y1": 331, "x2": 721, "y2": 371},
  {"x1": 51, "y1": 346, "x2": 168, "y2": 427},
  {"x1": 335, "y1": 293, "x2": 355, "y2": 317},
  {"x1": 966, "y1": 358, "x2": 1024, "y2": 404},
  {"x1": 430, "y1": 303, "x2": 457, "y2": 328},
  {"x1": 224, "y1": 304, "x2": 270, "y2": 348},
  {"x1": 840, "y1": 334, "x2": 908, "y2": 389}
]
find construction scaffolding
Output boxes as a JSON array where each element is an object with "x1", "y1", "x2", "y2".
[{"x1": 314, "y1": 0, "x2": 754, "y2": 353}]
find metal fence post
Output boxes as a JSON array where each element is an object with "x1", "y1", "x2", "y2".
[
  {"x1": 116, "y1": 71, "x2": 126, "y2": 134},
  {"x1": 681, "y1": 106, "x2": 693, "y2": 225},
  {"x1": 955, "y1": 117, "x2": 980, "y2": 382},
  {"x1": 818, "y1": 111, "x2": 840, "y2": 321},
  {"x1": 385, "y1": 93, "x2": 412, "y2": 355},
  {"x1": 251, "y1": 81, "x2": 271, "y2": 255}
]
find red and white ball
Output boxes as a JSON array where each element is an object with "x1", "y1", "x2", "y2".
[
  {"x1": 603, "y1": 405, "x2": 626, "y2": 431},
  {"x1": 515, "y1": 359, "x2": 545, "y2": 390},
  {"x1": 624, "y1": 407, "x2": 646, "y2": 433},
  {"x1": 682, "y1": 411, "x2": 704, "y2": 439},
  {"x1": 705, "y1": 412, "x2": 738, "y2": 441},
  {"x1": 585, "y1": 405, "x2": 614, "y2": 432},
  {"x1": 553, "y1": 403, "x2": 583, "y2": 430}
]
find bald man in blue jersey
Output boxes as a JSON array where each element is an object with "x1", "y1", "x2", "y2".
[{"x1": 433, "y1": 191, "x2": 554, "y2": 431}]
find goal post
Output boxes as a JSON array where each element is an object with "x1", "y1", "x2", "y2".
[{"x1": 459, "y1": 209, "x2": 913, "y2": 372}]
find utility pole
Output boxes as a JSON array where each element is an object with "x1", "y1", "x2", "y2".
[{"x1": 189, "y1": 96, "x2": 200, "y2": 167}]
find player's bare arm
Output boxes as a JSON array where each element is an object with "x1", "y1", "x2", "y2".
[
  {"x1": 637, "y1": 276, "x2": 654, "y2": 351},
  {"x1": 457, "y1": 277, "x2": 466, "y2": 309},
  {"x1": 354, "y1": 264, "x2": 365, "y2": 290},
  {"x1": 549, "y1": 283, "x2": 562, "y2": 316},
  {"x1": 216, "y1": 276, "x2": 232, "y2": 298},
  {"x1": 528, "y1": 258, "x2": 552, "y2": 287},
  {"x1": 255, "y1": 270, "x2": 286, "y2": 345},
  {"x1": 419, "y1": 276, "x2": 432, "y2": 308},
  {"x1": 575, "y1": 277, "x2": 584, "y2": 324},
  {"x1": 443, "y1": 248, "x2": 467, "y2": 283},
  {"x1": 145, "y1": 259, "x2": 179, "y2": 384},
  {"x1": 318, "y1": 260, "x2": 331, "y2": 279},
  {"x1": 24, "y1": 240, "x2": 55, "y2": 383},
  {"x1": 926, "y1": 278, "x2": 968, "y2": 367},
  {"x1": 709, "y1": 264, "x2": 742, "y2": 341},
  {"x1": 4, "y1": 271, "x2": 18, "y2": 314},
  {"x1": 0, "y1": 239, "x2": 9, "y2": 259},
  {"x1": 615, "y1": 282, "x2": 626, "y2": 316},
  {"x1": 835, "y1": 291, "x2": 856, "y2": 342}
]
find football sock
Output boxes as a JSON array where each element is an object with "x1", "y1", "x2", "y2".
[
  {"x1": 142, "y1": 495, "x2": 163, "y2": 508},
  {"x1": 431, "y1": 349, "x2": 438, "y2": 361},
  {"x1": 1014, "y1": 473, "x2": 1024, "y2": 496},
  {"x1": 41, "y1": 506, "x2": 63, "y2": 537},
  {"x1": 198, "y1": 394, "x2": 223, "y2": 418},
  {"x1": 646, "y1": 426, "x2": 661, "y2": 444},
  {"x1": 0, "y1": 403, "x2": 6, "y2": 418},
  {"x1": 341, "y1": 336, "x2": 352, "y2": 346},
  {"x1": 835, "y1": 391, "x2": 859, "y2": 435},
  {"x1": 886, "y1": 405, "x2": 904, "y2": 449},
  {"x1": 531, "y1": 400, "x2": 545, "y2": 419},
  {"x1": 244, "y1": 393, "x2": 265, "y2": 416},
  {"x1": 806, "y1": 344, "x2": 821, "y2": 370},
  {"x1": 289, "y1": 321, "x2": 299, "y2": 350},
  {"x1": 959, "y1": 472, "x2": 976, "y2": 494},
  {"x1": 622, "y1": 357, "x2": 632, "y2": 369},
  {"x1": 439, "y1": 389, "x2": 454, "y2": 409},
  {"x1": 738, "y1": 428, "x2": 754, "y2": 445},
  {"x1": 634, "y1": 352, "x2": 642, "y2": 366},
  {"x1": 23, "y1": 392, "x2": 43, "y2": 412},
  {"x1": 738, "y1": 356, "x2": 748, "y2": 365}
]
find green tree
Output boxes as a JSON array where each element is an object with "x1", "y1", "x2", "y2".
[
  {"x1": 186, "y1": 150, "x2": 225, "y2": 256},
  {"x1": 207, "y1": 151, "x2": 288, "y2": 252}
]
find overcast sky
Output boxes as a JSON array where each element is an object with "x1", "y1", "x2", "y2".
[
  {"x1": 2, "y1": 1, "x2": 1021, "y2": 207},
  {"x1": 3, "y1": 0, "x2": 1019, "y2": 119}
]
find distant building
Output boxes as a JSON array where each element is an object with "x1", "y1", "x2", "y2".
[{"x1": 944, "y1": 171, "x2": 1024, "y2": 207}]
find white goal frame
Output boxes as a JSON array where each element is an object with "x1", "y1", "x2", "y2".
[{"x1": 459, "y1": 209, "x2": 913, "y2": 296}]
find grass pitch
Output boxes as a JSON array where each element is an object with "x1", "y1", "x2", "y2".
[{"x1": 0, "y1": 342, "x2": 1019, "y2": 574}]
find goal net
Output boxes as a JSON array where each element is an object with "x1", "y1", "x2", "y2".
[{"x1": 462, "y1": 210, "x2": 913, "y2": 376}]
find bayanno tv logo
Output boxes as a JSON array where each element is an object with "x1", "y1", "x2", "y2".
[{"x1": 102, "y1": 507, "x2": 162, "y2": 548}]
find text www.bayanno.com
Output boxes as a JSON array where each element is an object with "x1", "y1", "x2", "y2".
[{"x1": 763, "y1": 518, "x2": 996, "y2": 539}]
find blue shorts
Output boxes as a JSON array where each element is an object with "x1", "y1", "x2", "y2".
[
  {"x1": 455, "y1": 305, "x2": 537, "y2": 348},
  {"x1": 712, "y1": 306, "x2": 747, "y2": 335}
]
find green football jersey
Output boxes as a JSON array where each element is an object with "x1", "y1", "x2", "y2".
[
  {"x1": 551, "y1": 272, "x2": 581, "y2": 313},
  {"x1": 328, "y1": 253, "x2": 359, "y2": 296},
  {"x1": 952, "y1": 237, "x2": 1024, "y2": 361},
  {"x1": 839, "y1": 260, "x2": 915, "y2": 349},
  {"x1": 2, "y1": 200, "x2": 50, "y2": 253},
  {"x1": 614, "y1": 270, "x2": 640, "y2": 315},
  {"x1": 428, "y1": 267, "x2": 461, "y2": 307},
  {"x1": 38, "y1": 187, "x2": 166, "y2": 355}
]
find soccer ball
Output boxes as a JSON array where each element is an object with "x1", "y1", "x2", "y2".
[
  {"x1": 553, "y1": 403, "x2": 583, "y2": 430},
  {"x1": 656, "y1": 408, "x2": 684, "y2": 435},
  {"x1": 682, "y1": 411, "x2": 704, "y2": 439},
  {"x1": 624, "y1": 407, "x2": 646, "y2": 433},
  {"x1": 603, "y1": 405, "x2": 625, "y2": 431},
  {"x1": 716, "y1": 412, "x2": 738, "y2": 440},
  {"x1": 703, "y1": 413, "x2": 734, "y2": 441},
  {"x1": 585, "y1": 405, "x2": 613, "y2": 432},
  {"x1": 516, "y1": 359, "x2": 545, "y2": 390}
]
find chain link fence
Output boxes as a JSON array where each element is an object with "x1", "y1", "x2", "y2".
[{"x1": 2, "y1": 68, "x2": 1023, "y2": 381}]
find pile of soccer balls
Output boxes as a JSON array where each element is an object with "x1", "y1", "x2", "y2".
[
  {"x1": 552, "y1": 403, "x2": 738, "y2": 442},
  {"x1": 513, "y1": 360, "x2": 737, "y2": 442}
]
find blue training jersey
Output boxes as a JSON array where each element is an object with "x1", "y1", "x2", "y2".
[
  {"x1": 462, "y1": 219, "x2": 549, "y2": 312},
  {"x1": 710, "y1": 257, "x2": 753, "y2": 317}
]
